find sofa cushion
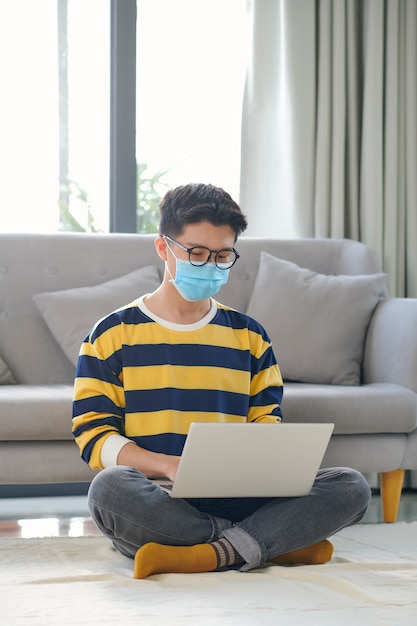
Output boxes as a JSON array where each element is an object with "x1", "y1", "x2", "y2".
[
  {"x1": 246, "y1": 252, "x2": 387, "y2": 385},
  {"x1": 33, "y1": 265, "x2": 161, "y2": 367},
  {"x1": 282, "y1": 382, "x2": 417, "y2": 434},
  {"x1": 0, "y1": 384, "x2": 74, "y2": 440},
  {"x1": 0, "y1": 356, "x2": 16, "y2": 384}
]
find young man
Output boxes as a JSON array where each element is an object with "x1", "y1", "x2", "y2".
[{"x1": 72, "y1": 183, "x2": 371, "y2": 578}]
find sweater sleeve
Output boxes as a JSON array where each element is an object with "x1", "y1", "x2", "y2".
[
  {"x1": 72, "y1": 319, "x2": 127, "y2": 470},
  {"x1": 247, "y1": 323, "x2": 284, "y2": 423},
  {"x1": 100, "y1": 433, "x2": 132, "y2": 467}
]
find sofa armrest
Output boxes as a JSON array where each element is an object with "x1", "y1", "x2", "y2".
[{"x1": 363, "y1": 298, "x2": 417, "y2": 393}]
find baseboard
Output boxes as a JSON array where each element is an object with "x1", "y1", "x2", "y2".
[{"x1": 0, "y1": 482, "x2": 90, "y2": 498}]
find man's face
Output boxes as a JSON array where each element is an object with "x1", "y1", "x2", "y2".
[{"x1": 164, "y1": 221, "x2": 236, "y2": 276}]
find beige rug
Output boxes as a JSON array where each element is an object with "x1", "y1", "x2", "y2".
[{"x1": 1, "y1": 522, "x2": 416, "y2": 625}]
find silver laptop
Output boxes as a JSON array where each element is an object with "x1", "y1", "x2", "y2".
[{"x1": 152, "y1": 422, "x2": 334, "y2": 498}]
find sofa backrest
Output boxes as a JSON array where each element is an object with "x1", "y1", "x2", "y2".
[{"x1": 0, "y1": 233, "x2": 382, "y2": 384}]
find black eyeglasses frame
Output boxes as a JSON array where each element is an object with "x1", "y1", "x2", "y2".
[{"x1": 164, "y1": 235, "x2": 240, "y2": 269}]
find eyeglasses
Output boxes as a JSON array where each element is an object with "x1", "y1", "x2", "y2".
[{"x1": 164, "y1": 236, "x2": 240, "y2": 269}]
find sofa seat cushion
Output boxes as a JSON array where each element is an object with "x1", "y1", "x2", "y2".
[
  {"x1": 0, "y1": 385, "x2": 73, "y2": 440},
  {"x1": 246, "y1": 252, "x2": 387, "y2": 386},
  {"x1": 283, "y1": 382, "x2": 417, "y2": 435},
  {"x1": 322, "y1": 433, "x2": 407, "y2": 473}
]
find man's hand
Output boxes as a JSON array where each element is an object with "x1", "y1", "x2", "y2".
[
  {"x1": 117, "y1": 441, "x2": 180, "y2": 480},
  {"x1": 161, "y1": 455, "x2": 181, "y2": 481}
]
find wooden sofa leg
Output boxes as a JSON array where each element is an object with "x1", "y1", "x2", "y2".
[{"x1": 379, "y1": 469, "x2": 405, "y2": 523}]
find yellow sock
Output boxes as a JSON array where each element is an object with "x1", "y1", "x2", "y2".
[
  {"x1": 269, "y1": 539, "x2": 334, "y2": 566},
  {"x1": 134, "y1": 537, "x2": 243, "y2": 579},
  {"x1": 134, "y1": 542, "x2": 217, "y2": 578}
]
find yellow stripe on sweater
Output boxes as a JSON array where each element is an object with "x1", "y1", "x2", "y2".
[{"x1": 123, "y1": 364, "x2": 250, "y2": 391}]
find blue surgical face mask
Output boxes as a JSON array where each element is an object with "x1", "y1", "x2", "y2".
[{"x1": 166, "y1": 245, "x2": 230, "y2": 302}]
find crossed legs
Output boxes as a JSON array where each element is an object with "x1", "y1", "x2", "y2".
[{"x1": 88, "y1": 466, "x2": 371, "y2": 578}]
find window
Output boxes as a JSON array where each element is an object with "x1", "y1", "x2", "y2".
[
  {"x1": 136, "y1": 0, "x2": 249, "y2": 232},
  {"x1": 0, "y1": 0, "x2": 248, "y2": 234},
  {"x1": 0, "y1": 0, "x2": 110, "y2": 233}
]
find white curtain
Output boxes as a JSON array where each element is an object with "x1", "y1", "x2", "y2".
[{"x1": 240, "y1": 0, "x2": 417, "y2": 298}]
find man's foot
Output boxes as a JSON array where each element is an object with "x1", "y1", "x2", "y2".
[
  {"x1": 134, "y1": 537, "x2": 243, "y2": 579},
  {"x1": 269, "y1": 539, "x2": 334, "y2": 566}
]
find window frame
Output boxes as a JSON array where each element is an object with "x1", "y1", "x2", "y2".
[{"x1": 110, "y1": 0, "x2": 137, "y2": 232}]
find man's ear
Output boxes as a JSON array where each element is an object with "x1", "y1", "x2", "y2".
[{"x1": 154, "y1": 236, "x2": 168, "y2": 261}]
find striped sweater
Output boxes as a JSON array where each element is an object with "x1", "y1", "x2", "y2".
[{"x1": 72, "y1": 297, "x2": 283, "y2": 469}]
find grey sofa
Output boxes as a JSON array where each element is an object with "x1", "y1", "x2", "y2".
[{"x1": 0, "y1": 232, "x2": 416, "y2": 521}]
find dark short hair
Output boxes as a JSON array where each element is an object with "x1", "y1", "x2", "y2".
[{"x1": 158, "y1": 183, "x2": 248, "y2": 241}]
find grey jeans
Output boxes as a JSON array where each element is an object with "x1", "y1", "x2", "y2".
[{"x1": 88, "y1": 465, "x2": 371, "y2": 570}]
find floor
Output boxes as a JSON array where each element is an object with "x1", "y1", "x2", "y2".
[
  {"x1": 0, "y1": 495, "x2": 100, "y2": 539},
  {"x1": 0, "y1": 490, "x2": 417, "y2": 539}
]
